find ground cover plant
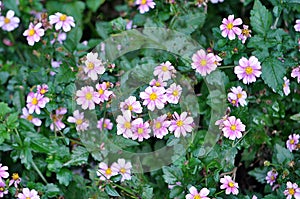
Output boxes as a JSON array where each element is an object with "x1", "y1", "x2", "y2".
[{"x1": 0, "y1": 0, "x2": 299, "y2": 198}]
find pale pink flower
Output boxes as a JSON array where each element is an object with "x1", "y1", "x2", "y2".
[
  {"x1": 135, "y1": 0, "x2": 156, "y2": 14},
  {"x1": 169, "y1": 112, "x2": 194, "y2": 138},
  {"x1": 234, "y1": 56, "x2": 262, "y2": 84},
  {"x1": 131, "y1": 118, "x2": 151, "y2": 142},
  {"x1": 294, "y1": 19, "x2": 300, "y2": 32},
  {"x1": 76, "y1": 86, "x2": 100, "y2": 110},
  {"x1": 9, "y1": 173, "x2": 21, "y2": 188},
  {"x1": 51, "y1": 32, "x2": 67, "y2": 44},
  {"x1": 0, "y1": 164, "x2": 9, "y2": 181},
  {"x1": 111, "y1": 159, "x2": 132, "y2": 182},
  {"x1": 283, "y1": 77, "x2": 291, "y2": 96},
  {"x1": 220, "y1": 15, "x2": 242, "y2": 40},
  {"x1": 0, "y1": 10, "x2": 20, "y2": 31},
  {"x1": 67, "y1": 110, "x2": 89, "y2": 132},
  {"x1": 37, "y1": 84, "x2": 48, "y2": 95},
  {"x1": 286, "y1": 134, "x2": 299, "y2": 152},
  {"x1": 152, "y1": 114, "x2": 171, "y2": 139},
  {"x1": 149, "y1": 79, "x2": 167, "y2": 87},
  {"x1": 50, "y1": 107, "x2": 67, "y2": 131},
  {"x1": 140, "y1": 86, "x2": 166, "y2": 111},
  {"x1": 153, "y1": 61, "x2": 175, "y2": 81},
  {"x1": 227, "y1": 86, "x2": 247, "y2": 107},
  {"x1": 214, "y1": 54, "x2": 223, "y2": 66},
  {"x1": 185, "y1": 186, "x2": 210, "y2": 199},
  {"x1": 238, "y1": 25, "x2": 252, "y2": 44},
  {"x1": 215, "y1": 114, "x2": 229, "y2": 130},
  {"x1": 220, "y1": 175, "x2": 239, "y2": 195},
  {"x1": 284, "y1": 182, "x2": 300, "y2": 199},
  {"x1": 49, "y1": 12, "x2": 75, "y2": 32},
  {"x1": 265, "y1": 170, "x2": 278, "y2": 186},
  {"x1": 51, "y1": 60, "x2": 62, "y2": 68},
  {"x1": 18, "y1": 188, "x2": 40, "y2": 199},
  {"x1": 191, "y1": 49, "x2": 217, "y2": 76},
  {"x1": 195, "y1": 0, "x2": 207, "y2": 7},
  {"x1": 84, "y1": 52, "x2": 105, "y2": 80},
  {"x1": 23, "y1": 22, "x2": 45, "y2": 46},
  {"x1": 116, "y1": 110, "x2": 133, "y2": 138},
  {"x1": 291, "y1": 66, "x2": 300, "y2": 83},
  {"x1": 96, "y1": 82, "x2": 113, "y2": 103},
  {"x1": 222, "y1": 116, "x2": 245, "y2": 140},
  {"x1": 168, "y1": 181, "x2": 182, "y2": 190},
  {"x1": 0, "y1": 180, "x2": 8, "y2": 197},
  {"x1": 166, "y1": 83, "x2": 182, "y2": 104},
  {"x1": 21, "y1": 107, "x2": 42, "y2": 126},
  {"x1": 97, "y1": 118, "x2": 113, "y2": 131},
  {"x1": 26, "y1": 92, "x2": 49, "y2": 114},
  {"x1": 97, "y1": 162, "x2": 117, "y2": 181},
  {"x1": 126, "y1": 20, "x2": 133, "y2": 30},
  {"x1": 120, "y1": 96, "x2": 142, "y2": 114},
  {"x1": 211, "y1": 0, "x2": 224, "y2": 3}
]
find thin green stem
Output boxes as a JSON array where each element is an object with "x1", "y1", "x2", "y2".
[
  {"x1": 218, "y1": 65, "x2": 235, "y2": 69},
  {"x1": 232, "y1": 129, "x2": 251, "y2": 147},
  {"x1": 7, "y1": 32, "x2": 25, "y2": 62},
  {"x1": 214, "y1": 190, "x2": 225, "y2": 196},
  {"x1": 31, "y1": 159, "x2": 48, "y2": 184}
]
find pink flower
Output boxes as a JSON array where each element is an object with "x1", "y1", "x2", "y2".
[
  {"x1": 0, "y1": 10, "x2": 20, "y2": 31},
  {"x1": 23, "y1": 22, "x2": 45, "y2": 46},
  {"x1": 291, "y1": 66, "x2": 300, "y2": 83},
  {"x1": 20, "y1": 107, "x2": 42, "y2": 126},
  {"x1": 283, "y1": 77, "x2": 291, "y2": 96},
  {"x1": 97, "y1": 162, "x2": 117, "y2": 181},
  {"x1": 84, "y1": 52, "x2": 105, "y2": 80},
  {"x1": 169, "y1": 112, "x2": 194, "y2": 138},
  {"x1": 18, "y1": 188, "x2": 40, "y2": 199},
  {"x1": 9, "y1": 173, "x2": 21, "y2": 188},
  {"x1": 166, "y1": 83, "x2": 182, "y2": 104},
  {"x1": 37, "y1": 84, "x2": 48, "y2": 95},
  {"x1": 286, "y1": 134, "x2": 299, "y2": 152},
  {"x1": 26, "y1": 92, "x2": 49, "y2": 114},
  {"x1": 214, "y1": 54, "x2": 223, "y2": 66},
  {"x1": 51, "y1": 32, "x2": 67, "y2": 44},
  {"x1": 227, "y1": 86, "x2": 247, "y2": 107},
  {"x1": 131, "y1": 118, "x2": 151, "y2": 141},
  {"x1": 96, "y1": 82, "x2": 113, "y2": 103},
  {"x1": 0, "y1": 164, "x2": 9, "y2": 181},
  {"x1": 168, "y1": 181, "x2": 181, "y2": 190},
  {"x1": 0, "y1": 180, "x2": 8, "y2": 197},
  {"x1": 284, "y1": 182, "x2": 300, "y2": 199},
  {"x1": 191, "y1": 49, "x2": 217, "y2": 76},
  {"x1": 185, "y1": 186, "x2": 210, "y2": 199},
  {"x1": 51, "y1": 60, "x2": 62, "y2": 68},
  {"x1": 220, "y1": 15, "x2": 242, "y2": 40},
  {"x1": 67, "y1": 110, "x2": 89, "y2": 132},
  {"x1": 116, "y1": 110, "x2": 133, "y2": 138},
  {"x1": 140, "y1": 86, "x2": 166, "y2": 111},
  {"x1": 220, "y1": 175, "x2": 239, "y2": 195},
  {"x1": 152, "y1": 114, "x2": 171, "y2": 139},
  {"x1": 234, "y1": 56, "x2": 262, "y2": 84},
  {"x1": 111, "y1": 159, "x2": 132, "y2": 182},
  {"x1": 149, "y1": 78, "x2": 167, "y2": 87},
  {"x1": 120, "y1": 96, "x2": 143, "y2": 114},
  {"x1": 49, "y1": 12, "x2": 75, "y2": 32},
  {"x1": 265, "y1": 170, "x2": 278, "y2": 186},
  {"x1": 294, "y1": 19, "x2": 300, "y2": 32},
  {"x1": 135, "y1": 0, "x2": 156, "y2": 14},
  {"x1": 97, "y1": 118, "x2": 113, "y2": 131},
  {"x1": 153, "y1": 61, "x2": 175, "y2": 81},
  {"x1": 238, "y1": 25, "x2": 252, "y2": 44},
  {"x1": 50, "y1": 107, "x2": 67, "y2": 131},
  {"x1": 210, "y1": 0, "x2": 224, "y2": 3},
  {"x1": 222, "y1": 116, "x2": 245, "y2": 140},
  {"x1": 76, "y1": 86, "x2": 100, "y2": 110}
]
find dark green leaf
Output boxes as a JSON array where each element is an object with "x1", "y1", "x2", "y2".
[
  {"x1": 274, "y1": 144, "x2": 293, "y2": 164},
  {"x1": 57, "y1": 168, "x2": 73, "y2": 186},
  {"x1": 250, "y1": 0, "x2": 273, "y2": 36},
  {"x1": 105, "y1": 184, "x2": 120, "y2": 197},
  {"x1": 0, "y1": 102, "x2": 11, "y2": 118},
  {"x1": 45, "y1": 183, "x2": 61, "y2": 198},
  {"x1": 86, "y1": 0, "x2": 105, "y2": 12},
  {"x1": 162, "y1": 166, "x2": 183, "y2": 184},
  {"x1": 248, "y1": 167, "x2": 268, "y2": 184},
  {"x1": 64, "y1": 146, "x2": 89, "y2": 166}
]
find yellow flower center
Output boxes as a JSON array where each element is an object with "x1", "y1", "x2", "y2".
[
  {"x1": 27, "y1": 115, "x2": 33, "y2": 121},
  {"x1": 176, "y1": 120, "x2": 183, "y2": 127},
  {"x1": 87, "y1": 62, "x2": 94, "y2": 70},
  {"x1": 12, "y1": 173, "x2": 19, "y2": 180},
  {"x1": 76, "y1": 119, "x2": 83, "y2": 125},
  {"x1": 138, "y1": 127, "x2": 144, "y2": 134},
  {"x1": 105, "y1": 168, "x2": 112, "y2": 175},
  {"x1": 103, "y1": 123, "x2": 107, "y2": 128},
  {"x1": 271, "y1": 176, "x2": 275, "y2": 180},
  {"x1": 229, "y1": 181, "x2": 235, "y2": 187},
  {"x1": 194, "y1": 195, "x2": 201, "y2": 199},
  {"x1": 0, "y1": 187, "x2": 4, "y2": 191},
  {"x1": 32, "y1": 97, "x2": 38, "y2": 105},
  {"x1": 200, "y1": 59, "x2": 207, "y2": 66},
  {"x1": 161, "y1": 65, "x2": 168, "y2": 72},
  {"x1": 230, "y1": 125, "x2": 237, "y2": 131},
  {"x1": 245, "y1": 66, "x2": 253, "y2": 75},
  {"x1": 227, "y1": 23, "x2": 234, "y2": 30},
  {"x1": 40, "y1": 89, "x2": 46, "y2": 94},
  {"x1": 85, "y1": 92, "x2": 93, "y2": 100},
  {"x1": 28, "y1": 29, "x2": 35, "y2": 36},
  {"x1": 98, "y1": 89, "x2": 104, "y2": 95},
  {"x1": 155, "y1": 122, "x2": 161, "y2": 129},
  {"x1": 242, "y1": 29, "x2": 250, "y2": 36},
  {"x1": 288, "y1": 188, "x2": 295, "y2": 195},
  {"x1": 290, "y1": 139, "x2": 295, "y2": 144},
  {"x1": 231, "y1": 100, "x2": 236, "y2": 105},
  {"x1": 149, "y1": 93, "x2": 157, "y2": 100},
  {"x1": 26, "y1": 197, "x2": 31, "y2": 199},
  {"x1": 155, "y1": 82, "x2": 161, "y2": 87},
  {"x1": 237, "y1": 93, "x2": 242, "y2": 99},
  {"x1": 128, "y1": 105, "x2": 133, "y2": 111},
  {"x1": 60, "y1": 14, "x2": 67, "y2": 21},
  {"x1": 172, "y1": 90, "x2": 179, "y2": 97},
  {"x1": 4, "y1": 17, "x2": 10, "y2": 24},
  {"x1": 120, "y1": 168, "x2": 126, "y2": 174},
  {"x1": 124, "y1": 121, "x2": 131, "y2": 129}
]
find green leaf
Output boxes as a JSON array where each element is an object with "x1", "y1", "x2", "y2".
[
  {"x1": 261, "y1": 57, "x2": 286, "y2": 94},
  {"x1": 248, "y1": 167, "x2": 268, "y2": 184},
  {"x1": 250, "y1": 0, "x2": 273, "y2": 36},
  {"x1": 55, "y1": 63, "x2": 76, "y2": 84},
  {"x1": 169, "y1": 186, "x2": 184, "y2": 198},
  {"x1": 162, "y1": 166, "x2": 183, "y2": 184},
  {"x1": 274, "y1": 144, "x2": 293, "y2": 164},
  {"x1": 0, "y1": 72, "x2": 10, "y2": 85},
  {"x1": 105, "y1": 184, "x2": 120, "y2": 197},
  {"x1": 0, "y1": 102, "x2": 11, "y2": 118},
  {"x1": 44, "y1": 183, "x2": 61, "y2": 198},
  {"x1": 172, "y1": 12, "x2": 206, "y2": 34},
  {"x1": 64, "y1": 146, "x2": 89, "y2": 166},
  {"x1": 290, "y1": 113, "x2": 300, "y2": 122},
  {"x1": 142, "y1": 186, "x2": 154, "y2": 199},
  {"x1": 86, "y1": 0, "x2": 105, "y2": 12},
  {"x1": 57, "y1": 168, "x2": 73, "y2": 186},
  {"x1": 6, "y1": 112, "x2": 19, "y2": 129}
]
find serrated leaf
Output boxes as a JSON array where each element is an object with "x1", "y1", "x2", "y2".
[
  {"x1": 55, "y1": 64, "x2": 76, "y2": 84},
  {"x1": 64, "y1": 146, "x2": 89, "y2": 166},
  {"x1": 172, "y1": 12, "x2": 206, "y2": 34},
  {"x1": 274, "y1": 144, "x2": 293, "y2": 164},
  {"x1": 261, "y1": 58, "x2": 286, "y2": 94},
  {"x1": 105, "y1": 184, "x2": 120, "y2": 197},
  {"x1": 0, "y1": 102, "x2": 11, "y2": 118},
  {"x1": 248, "y1": 167, "x2": 268, "y2": 184},
  {"x1": 250, "y1": 0, "x2": 273, "y2": 36},
  {"x1": 45, "y1": 183, "x2": 61, "y2": 198},
  {"x1": 57, "y1": 168, "x2": 73, "y2": 186},
  {"x1": 162, "y1": 166, "x2": 183, "y2": 184}
]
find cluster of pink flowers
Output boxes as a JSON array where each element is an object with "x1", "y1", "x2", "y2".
[
  {"x1": 286, "y1": 134, "x2": 299, "y2": 152},
  {"x1": 135, "y1": 0, "x2": 156, "y2": 14},
  {"x1": 227, "y1": 86, "x2": 247, "y2": 107},
  {"x1": 265, "y1": 170, "x2": 278, "y2": 186},
  {"x1": 234, "y1": 56, "x2": 262, "y2": 84},
  {"x1": 191, "y1": 49, "x2": 221, "y2": 76},
  {"x1": 220, "y1": 14, "x2": 252, "y2": 43},
  {"x1": 216, "y1": 114, "x2": 246, "y2": 140},
  {"x1": 97, "y1": 159, "x2": 132, "y2": 182}
]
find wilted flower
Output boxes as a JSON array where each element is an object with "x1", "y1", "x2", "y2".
[
  {"x1": 220, "y1": 15, "x2": 242, "y2": 40},
  {"x1": 9, "y1": 173, "x2": 21, "y2": 188},
  {"x1": 96, "y1": 82, "x2": 113, "y2": 103},
  {"x1": 238, "y1": 25, "x2": 252, "y2": 43},
  {"x1": 50, "y1": 107, "x2": 67, "y2": 131},
  {"x1": 0, "y1": 10, "x2": 20, "y2": 31},
  {"x1": 149, "y1": 78, "x2": 167, "y2": 87},
  {"x1": 37, "y1": 84, "x2": 48, "y2": 95}
]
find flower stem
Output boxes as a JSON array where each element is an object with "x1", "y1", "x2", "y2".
[
  {"x1": 218, "y1": 65, "x2": 235, "y2": 69},
  {"x1": 7, "y1": 32, "x2": 25, "y2": 62},
  {"x1": 31, "y1": 159, "x2": 48, "y2": 184}
]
